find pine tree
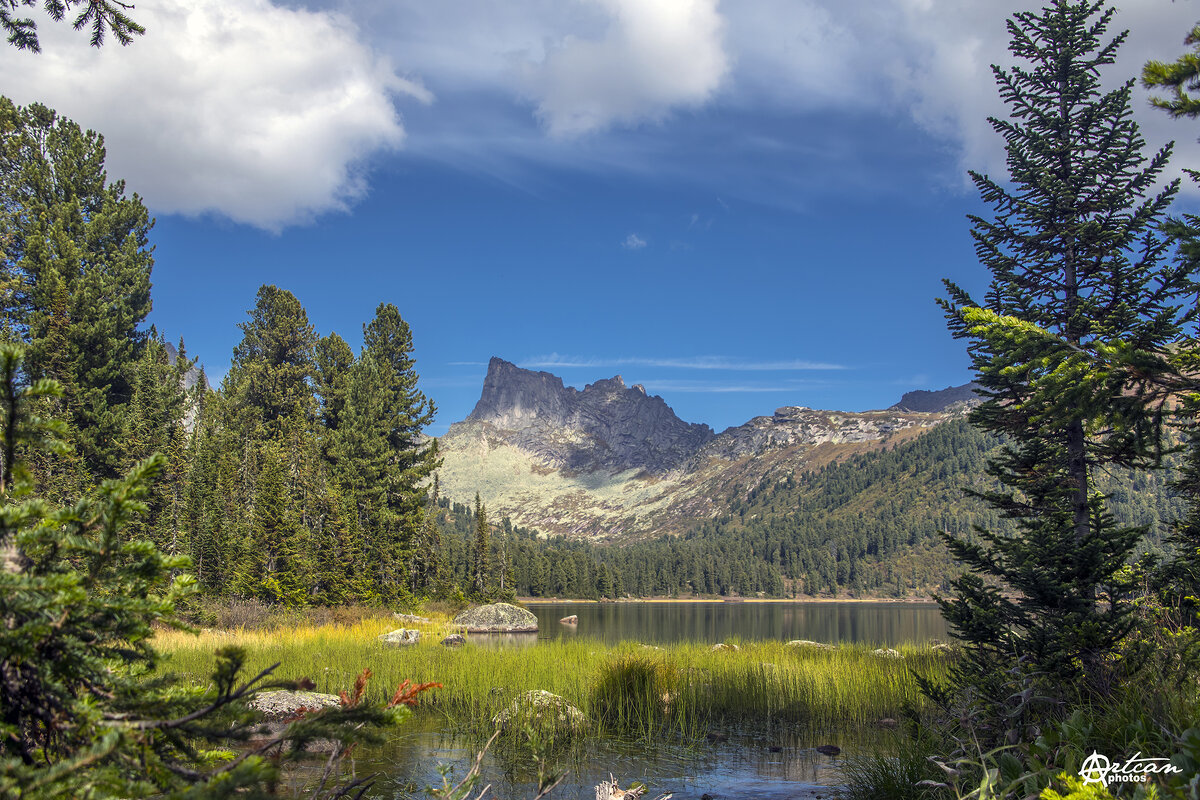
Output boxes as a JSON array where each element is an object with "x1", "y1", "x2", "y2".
[
  {"x1": 938, "y1": 0, "x2": 1194, "y2": 702},
  {"x1": 0, "y1": 97, "x2": 154, "y2": 480},
  {"x1": 331, "y1": 303, "x2": 438, "y2": 604},
  {"x1": 313, "y1": 331, "x2": 354, "y2": 462},
  {"x1": 472, "y1": 492, "x2": 490, "y2": 597},
  {"x1": 0, "y1": 343, "x2": 418, "y2": 797},
  {"x1": 223, "y1": 285, "x2": 317, "y2": 439}
]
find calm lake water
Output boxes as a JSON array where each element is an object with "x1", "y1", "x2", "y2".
[
  {"x1": 526, "y1": 600, "x2": 950, "y2": 646},
  {"x1": 340, "y1": 602, "x2": 948, "y2": 799},
  {"x1": 342, "y1": 716, "x2": 865, "y2": 800}
]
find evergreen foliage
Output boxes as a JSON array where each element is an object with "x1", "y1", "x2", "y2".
[
  {"x1": 0, "y1": 343, "x2": 410, "y2": 798},
  {"x1": 0, "y1": 0, "x2": 144, "y2": 51},
  {"x1": 937, "y1": 0, "x2": 1195, "y2": 701},
  {"x1": 0, "y1": 97, "x2": 154, "y2": 480}
]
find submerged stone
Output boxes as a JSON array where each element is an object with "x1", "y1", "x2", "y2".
[{"x1": 493, "y1": 689, "x2": 586, "y2": 735}]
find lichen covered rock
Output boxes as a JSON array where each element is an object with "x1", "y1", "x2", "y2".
[
  {"x1": 453, "y1": 602, "x2": 538, "y2": 633},
  {"x1": 249, "y1": 690, "x2": 340, "y2": 721},
  {"x1": 379, "y1": 628, "x2": 421, "y2": 646}
]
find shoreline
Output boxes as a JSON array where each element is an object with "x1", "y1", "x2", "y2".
[{"x1": 518, "y1": 596, "x2": 938, "y2": 605}]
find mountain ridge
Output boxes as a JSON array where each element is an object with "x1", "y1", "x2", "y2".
[{"x1": 437, "y1": 358, "x2": 975, "y2": 539}]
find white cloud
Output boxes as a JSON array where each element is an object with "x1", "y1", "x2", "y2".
[
  {"x1": 1, "y1": 0, "x2": 430, "y2": 230},
  {"x1": 355, "y1": 0, "x2": 1200, "y2": 195},
  {"x1": 638, "y1": 380, "x2": 803, "y2": 393},
  {"x1": 521, "y1": 0, "x2": 729, "y2": 137},
  {"x1": 721, "y1": 0, "x2": 1200, "y2": 186},
  {"x1": 519, "y1": 354, "x2": 847, "y2": 370},
  {"x1": 622, "y1": 232, "x2": 647, "y2": 249}
]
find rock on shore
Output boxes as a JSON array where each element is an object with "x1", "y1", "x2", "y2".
[{"x1": 453, "y1": 602, "x2": 539, "y2": 633}]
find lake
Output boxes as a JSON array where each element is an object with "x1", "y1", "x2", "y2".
[
  {"x1": 525, "y1": 600, "x2": 950, "y2": 646},
  {"x1": 335, "y1": 601, "x2": 950, "y2": 799}
]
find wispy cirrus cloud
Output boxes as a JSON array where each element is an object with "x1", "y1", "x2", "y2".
[
  {"x1": 638, "y1": 380, "x2": 803, "y2": 393},
  {"x1": 622, "y1": 233, "x2": 648, "y2": 249},
  {"x1": 518, "y1": 354, "x2": 847, "y2": 371}
]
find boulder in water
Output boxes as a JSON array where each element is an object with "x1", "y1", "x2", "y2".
[
  {"x1": 493, "y1": 689, "x2": 586, "y2": 736},
  {"x1": 453, "y1": 602, "x2": 538, "y2": 633},
  {"x1": 560, "y1": 614, "x2": 579, "y2": 625},
  {"x1": 440, "y1": 633, "x2": 466, "y2": 647}
]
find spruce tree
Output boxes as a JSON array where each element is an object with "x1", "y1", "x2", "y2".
[
  {"x1": 472, "y1": 492, "x2": 489, "y2": 597},
  {"x1": 1143, "y1": 23, "x2": 1200, "y2": 607},
  {"x1": 331, "y1": 303, "x2": 438, "y2": 604},
  {"x1": 223, "y1": 285, "x2": 317, "y2": 439},
  {"x1": 938, "y1": 0, "x2": 1194, "y2": 701},
  {"x1": 0, "y1": 97, "x2": 154, "y2": 480}
]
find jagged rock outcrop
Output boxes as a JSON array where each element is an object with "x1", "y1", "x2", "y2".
[
  {"x1": 695, "y1": 406, "x2": 940, "y2": 463},
  {"x1": 164, "y1": 341, "x2": 210, "y2": 391},
  {"x1": 462, "y1": 357, "x2": 714, "y2": 474},
  {"x1": 890, "y1": 382, "x2": 980, "y2": 413}
]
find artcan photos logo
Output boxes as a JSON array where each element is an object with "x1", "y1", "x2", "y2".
[{"x1": 1079, "y1": 751, "x2": 1183, "y2": 787}]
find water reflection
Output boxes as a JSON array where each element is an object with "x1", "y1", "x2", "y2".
[
  {"x1": 342, "y1": 716, "x2": 867, "y2": 800},
  {"x1": 524, "y1": 601, "x2": 949, "y2": 646}
]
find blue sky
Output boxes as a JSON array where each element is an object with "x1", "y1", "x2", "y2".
[{"x1": 4, "y1": 0, "x2": 1199, "y2": 435}]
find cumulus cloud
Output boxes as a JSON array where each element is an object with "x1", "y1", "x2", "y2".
[
  {"x1": 721, "y1": 0, "x2": 1200, "y2": 185},
  {"x1": 521, "y1": 0, "x2": 729, "y2": 137},
  {"x1": 622, "y1": 233, "x2": 647, "y2": 249},
  {"x1": 353, "y1": 0, "x2": 1200, "y2": 194},
  {"x1": 0, "y1": 0, "x2": 430, "y2": 230}
]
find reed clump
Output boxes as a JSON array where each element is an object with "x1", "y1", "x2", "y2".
[{"x1": 157, "y1": 625, "x2": 952, "y2": 740}]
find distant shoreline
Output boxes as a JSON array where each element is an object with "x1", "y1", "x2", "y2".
[{"x1": 518, "y1": 596, "x2": 939, "y2": 605}]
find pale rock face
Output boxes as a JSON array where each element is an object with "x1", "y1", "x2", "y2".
[{"x1": 462, "y1": 357, "x2": 715, "y2": 474}]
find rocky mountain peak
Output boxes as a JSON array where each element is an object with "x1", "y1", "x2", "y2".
[
  {"x1": 889, "y1": 382, "x2": 981, "y2": 413},
  {"x1": 458, "y1": 356, "x2": 715, "y2": 473}
]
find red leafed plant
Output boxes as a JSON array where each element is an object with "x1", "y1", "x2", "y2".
[{"x1": 387, "y1": 679, "x2": 443, "y2": 709}]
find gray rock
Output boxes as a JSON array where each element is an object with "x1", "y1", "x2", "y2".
[
  {"x1": 249, "y1": 690, "x2": 340, "y2": 720},
  {"x1": 379, "y1": 628, "x2": 421, "y2": 646},
  {"x1": 786, "y1": 639, "x2": 835, "y2": 651},
  {"x1": 872, "y1": 648, "x2": 904, "y2": 659},
  {"x1": 461, "y1": 357, "x2": 715, "y2": 474},
  {"x1": 493, "y1": 689, "x2": 586, "y2": 735},
  {"x1": 711, "y1": 643, "x2": 739, "y2": 652},
  {"x1": 890, "y1": 383, "x2": 981, "y2": 413},
  {"x1": 440, "y1": 633, "x2": 466, "y2": 647},
  {"x1": 393, "y1": 613, "x2": 431, "y2": 623},
  {"x1": 560, "y1": 614, "x2": 579, "y2": 625},
  {"x1": 816, "y1": 744, "x2": 841, "y2": 756},
  {"x1": 453, "y1": 602, "x2": 538, "y2": 633}
]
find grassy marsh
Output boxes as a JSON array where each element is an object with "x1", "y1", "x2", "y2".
[{"x1": 156, "y1": 618, "x2": 952, "y2": 739}]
